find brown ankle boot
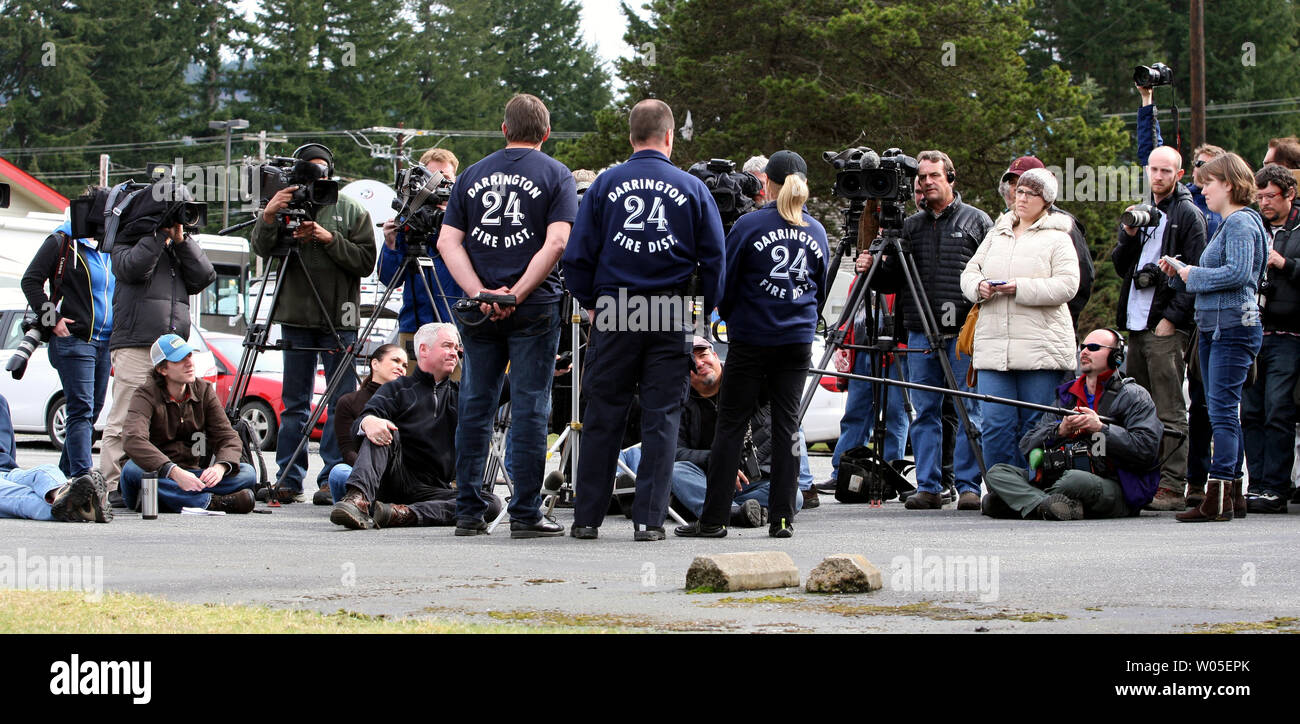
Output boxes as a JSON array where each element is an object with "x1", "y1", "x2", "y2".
[
  {"x1": 330, "y1": 488, "x2": 375, "y2": 530},
  {"x1": 1232, "y1": 478, "x2": 1247, "y2": 519},
  {"x1": 371, "y1": 501, "x2": 416, "y2": 528},
  {"x1": 1176, "y1": 478, "x2": 1233, "y2": 522}
]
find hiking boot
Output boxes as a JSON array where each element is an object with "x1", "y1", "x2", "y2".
[
  {"x1": 904, "y1": 491, "x2": 943, "y2": 510},
  {"x1": 1176, "y1": 478, "x2": 1233, "y2": 522},
  {"x1": 207, "y1": 489, "x2": 255, "y2": 514},
  {"x1": 1034, "y1": 494, "x2": 1083, "y2": 521},
  {"x1": 731, "y1": 499, "x2": 766, "y2": 528},
  {"x1": 801, "y1": 488, "x2": 821, "y2": 509},
  {"x1": 1144, "y1": 487, "x2": 1185, "y2": 512},
  {"x1": 372, "y1": 501, "x2": 416, "y2": 528},
  {"x1": 50, "y1": 475, "x2": 99, "y2": 522},
  {"x1": 1246, "y1": 491, "x2": 1288, "y2": 514},
  {"x1": 87, "y1": 472, "x2": 112, "y2": 523},
  {"x1": 312, "y1": 485, "x2": 333, "y2": 506},
  {"x1": 330, "y1": 489, "x2": 374, "y2": 530},
  {"x1": 674, "y1": 521, "x2": 727, "y2": 538},
  {"x1": 1231, "y1": 478, "x2": 1247, "y2": 519},
  {"x1": 633, "y1": 525, "x2": 666, "y2": 541},
  {"x1": 956, "y1": 491, "x2": 981, "y2": 510}
]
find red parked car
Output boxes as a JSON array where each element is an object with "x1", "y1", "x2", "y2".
[{"x1": 203, "y1": 331, "x2": 328, "y2": 451}]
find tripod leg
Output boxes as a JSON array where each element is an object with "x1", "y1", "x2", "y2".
[
  {"x1": 797, "y1": 251, "x2": 883, "y2": 423},
  {"x1": 892, "y1": 250, "x2": 987, "y2": 481}
]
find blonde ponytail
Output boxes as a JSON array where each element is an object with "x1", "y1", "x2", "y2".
[{"x1": 776, "y1": 174, "x2": 810, "y2": 227}]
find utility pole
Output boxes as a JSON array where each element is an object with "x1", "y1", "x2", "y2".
[
  {"x1": 98, "y1": 154, "x2": 109, "y2": 186},
  {"x1": 1190, "y1": 0, "x2": 1206, "y2": 149},
  {"x1": 208, "y1": 119, "x2": 250, "y2": 229},
  {"x1": 238, "y1": 129, "x2": 286, "y2": 279}
]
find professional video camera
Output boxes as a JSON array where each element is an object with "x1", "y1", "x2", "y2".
[
  {"x1": 391, "y1": 165, "x2": 452, "y2": 246},
  {"x1": 70, "y1": 169, "x2": 207, "y2": 252},
  {"x1": 258, "y1": 156, "x2": 339, "y2": 228},
  {"x1": 823, "y1": 146, "x2": 918, "y2": 231},
  {"x1": 1133, "y1": 62, "x2": 1173, "y2": 88},
  {"x1": 686, "y1": 158, "x2": 761, "y2": 227},
  {"x1": 1031, "y1": 440, "x2": 1093, "y2": 488}
]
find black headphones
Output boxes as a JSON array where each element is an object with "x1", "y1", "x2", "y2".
[
  {"x1": 1103, "y1": 327, "x2": 1127, "y2": 369},
  {"x1": 292, "y1": 142, "x2": 334, "y2": 175},
  {"x1": 946, "y1": 167, "x2": 956, "y2": 184}
]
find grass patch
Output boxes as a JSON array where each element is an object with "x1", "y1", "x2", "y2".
[
  {"x1": 685, "y1": 585, "x2": 720, "y2": 594},
  {"x1": 0, "y1": 590, "x2": 613, "y2": 634},
  {"x1": 1187, "y1": 617, "x2": 1300, "y2": 634},
  {"x1": 484, "y1": 608, "x2": 729, "y2": 632},
  {"x1": 711, "y1": 595, "x2": 800, "y2": 606}
]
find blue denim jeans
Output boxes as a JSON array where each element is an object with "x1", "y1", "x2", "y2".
[
  {"x1": 1241, "y1": 333, "x2": 1298, "y2": 495},
  {"x1": 831, "y1": 351, "x2": 910, "y2": 478},
  {"x1": 977, "y1": 369, "x2": 1063, "y2": 471},
  {"x1": 1198, "y1": 324, "x2": 1263, "y2": 480},
  {"x1": 120, "y1": 460, "x2": 258, "y2": 513},
  {"x1": 906, "y1": 331, "x2": 982, "y2": 494},
  {"x1": 275, "y1": 326, "x2": 357, "y2": 492},
  {"x1": 619, "y1": 447, "x2": 806, "y2": 518},
  {"x1": 47, "y1": 335, "x2": 111, "y2": 478},
  {"x1": 0, "y1": 464, "x2": 67, "y2": 520},
  {"x1": 454, "y1": 302, "x2": 561, "y2": 525},
  {"x1": 327, "y1": 463, "x2": 353, "y2": 503}
]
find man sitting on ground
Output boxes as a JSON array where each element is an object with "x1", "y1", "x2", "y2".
[
  {"x1": 330, "y1": 323, "x2": 504, "y2": 529},
  {"x1": 120, "y1": 334, "x2": 257, "y2": 514},
  {"x1": 0, "y1": 393, "x2": 110, "y2": 522},
  {"x1": 981, "y1": 329, "x2": 1162, "y2": 520},
  {"x1": 618, "y1": 336, "x2": 808, "y2": 527}
]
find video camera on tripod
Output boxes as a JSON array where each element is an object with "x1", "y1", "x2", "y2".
[
  {"x1": 823, "y1": 146, "x2": 918, "y2": 229},
  {"x1": 257, "y1": 156, "x2": 339, "y2": 230},
  {"x1": 390, "y1": 165, "x2": 452, "y2": 251},
  {"x1": 686, "y1": 158, "x2": 761, "y2": 229}
]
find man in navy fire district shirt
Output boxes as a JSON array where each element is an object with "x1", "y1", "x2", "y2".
[
  {"x1": 563, "y1": 98, "x2": 726, "y2": 541},
  {"x1": 438, "y1": 93, "x2": 577, "y2": 539}
]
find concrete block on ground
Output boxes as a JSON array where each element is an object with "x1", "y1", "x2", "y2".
[
  {"x1": 805, "y1": 554, "x2": 883, "y2": 593},
  {"x1": 685, "y1": 551, "x2": 800, "y2": 592}
]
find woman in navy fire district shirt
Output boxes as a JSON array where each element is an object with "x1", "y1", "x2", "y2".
[{"x1": 677, "y1": 150, "x2": 829, "y2": 539}]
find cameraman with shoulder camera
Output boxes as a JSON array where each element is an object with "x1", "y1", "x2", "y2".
[
  {"x1": 1112, "y1": 139, "x2": 1205, "y2": 511},
  {"x1": 99, "y1": 184, "x2": 216, "y2": 506},
  {"x1": 982, "y1": 328, "x2": 1162, "y2": 520},
  {"x1": 21, "y1": 208, "x2": 115, "y2": 480},
  {"x1": 379, "y1": 148, "x2": 461, "y2": 374},
  {"x1": 860, "y1": 150, "x2": 993, "y2": 511},
  {"x1": 251, "y1": 143, "x2": 377, "y2": 503}
]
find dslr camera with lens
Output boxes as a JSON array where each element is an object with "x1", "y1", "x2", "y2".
[
  {"x1": 1133, "y1": 62, "x2": 1173, "y2": 88},
  {"x1": 1132, "y1": 262, "x2": 1164, "y2": 290},
  {"x1": 4, "y1": 315, "x2": 47, "y2": 380},
  {"x1": 1121, "y1": 203, "x2": 1162, "y2": 228}
]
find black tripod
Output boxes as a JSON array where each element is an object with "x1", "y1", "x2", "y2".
[{"x1": 798, "y1": 205, "x2": 987, "y2": 504}]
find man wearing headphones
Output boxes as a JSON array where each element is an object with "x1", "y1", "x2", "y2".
[
  {"x1": 980, "y1": 328, "x2": 1164, "y2": 520},
  {"x1": 251, "y1": 143, "x2": 377, "y2": 503}
]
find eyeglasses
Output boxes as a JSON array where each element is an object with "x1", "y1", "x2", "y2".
[
  {"x1": 1078, "y1": 343, "x2": 1116, "y2": 352},
  {"x1": 1193, "y1": 159, "x2": 1207, "y2": 168},
  {"x1": 1256, "y1": 191, "x2": 1283, "y2": 202},
  {"x1": 1013, "y1": 188, "x2": 1041, "y2": 198}
]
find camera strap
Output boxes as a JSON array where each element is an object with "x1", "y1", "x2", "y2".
[
  {"x1": 49, "y1": 230, "x2": 72, "y2": 311},
  {"x1": 101, "y1": 183, "x2": 150, "y2": 252}
]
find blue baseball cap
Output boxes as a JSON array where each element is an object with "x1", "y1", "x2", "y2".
[{"x1": 150, "y1": 334, "x2": 197, "y2": 366}]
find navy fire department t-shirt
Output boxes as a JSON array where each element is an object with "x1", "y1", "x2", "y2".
[{"x1": 442, "y1": 147, "x2": 577, "y2": 306}]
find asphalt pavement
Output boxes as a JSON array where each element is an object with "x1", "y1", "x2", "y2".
[{"x1": 3, "y1": 435, "x2": 1297, "y2": 633}]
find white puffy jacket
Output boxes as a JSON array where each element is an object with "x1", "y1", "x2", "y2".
[{"x1": 960, "y1": 210, "x2": 1079, "y2": 371}]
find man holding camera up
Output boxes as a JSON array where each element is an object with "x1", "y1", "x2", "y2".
[
  {"x1": 982, "y1": 328, "x2": 1162, "y2": 520},
  {"x1": 859, "y1": 150, "x2": 993, "y2": 510},
  {"x1": 563, "y1": 99, "x2": 726, "y2": 541},
  {"x1": 1112, "y1": 143, "x2": 1205, "y2": 511},
  {"x1": 100, "y1": 190, "x2": 216, "y2": 506},
  {"x1": 438, "y1": 94, "x2": 577, "y2": 538},
  {"x1": 252, "y1": 144, "x2": 376, "y2": 503}
]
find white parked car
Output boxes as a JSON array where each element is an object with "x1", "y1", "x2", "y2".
[{"x1": 0, "y1": 289, "x2": 216, "y2": 448}]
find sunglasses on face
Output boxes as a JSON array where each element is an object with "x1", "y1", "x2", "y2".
[
  {"x1": 1193, "y1": 160, "x2": 1206, "y2": 168},
  {"x1": 1078, "y1": 343, "x2": 1116, "y2": 352}
]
